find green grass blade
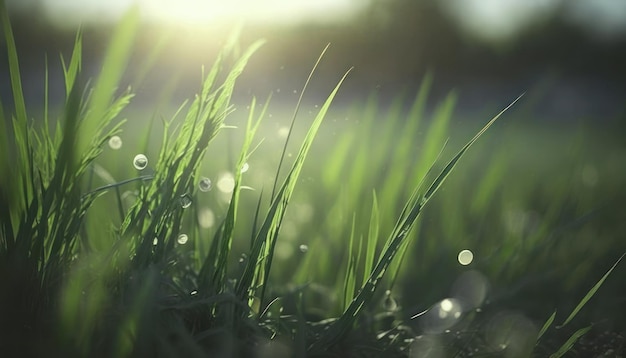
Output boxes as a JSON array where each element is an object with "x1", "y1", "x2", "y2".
[
  {"x1": 271, "y1": 43, "x2": 330, "y2": 199},
  {"x1": 343, "y1": 214, "x2": 357, "y2": 311},
  {"x1": 421, "y1": 94, "x2": 524, "y2": 204},
  {"x1": 549, "y1": 326, "x2": 592, "y2": 358},
  {"x1": 310, "y1": 95, "x2": 523, "y2": 353},
  {"x1": 537, "y1": 310, "x2": 557, "y2": 342},
  {"x1": 558, "y1": 252, "x2": 625, "y2": 328},
  {"x1": 237, "y1": 66, "x2": 352, "y2": 307},
  {"x1": 78, "y1": 7, "x2": 139, "y2": 156},
  {"x1": 363, "y1": 191, "x2": 379, "y2": 287}
]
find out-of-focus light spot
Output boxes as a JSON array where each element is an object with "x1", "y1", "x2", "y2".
[
  {"x1": 503, "y1": 208, "x2": 541, "y2": 237},
  {"x1": 564, "y1": 0, "x2": 626, "y2": 40},
  {"x1": 484, "y1": 312, "x2": 537, "y2": 357},
  {"x1": 441, "y1": 0, "x2": 560, "y2": 42},
  {"x1": 420, "y1": 298, "x2": 463, "y2": 333},
  {"x1": 198, "y1": 208, "x2": 215, "y2": 228},
  {"x1": 275, "y1": 242, "x2": 295, "y2": 260},
  {"x1": 217, "y1": 172, "x2": 235, "y2": 193},
  {"x1": 457, "y1": 249, "x2": 473, "y2": 265},
  {"x1": 108, "y1": 135, "x2": 122, "y2": 149},
  {"x1": 278, "y1": 126, "x2": 290, "y2": 139},
  {"x1": 451, "y1": 270, "x2": 489, "y2": 311}
]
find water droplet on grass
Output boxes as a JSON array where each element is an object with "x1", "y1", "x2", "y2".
[
  {"x1": 177, "y1": 234, "x2": 188, "y2": 245},
  {"x1": 458, "y1": 249, "x2": 474, "y2": 265},
  {"x1": 180, "y1": 194, "x2": 192, "y2": 209},
  {"x1": 299, "y1": 244, "x2": 309, "y2": 253},
  {"x1": 241, "y1": 162, "x2": 249, "y2": 173},
  {"x1": 108, "y1": 135, "x2": 122, "y2": 149},
  {"x1": 198, "y1": 177, "x2": 212, "y2": 192},
  {"x1": 152, "y1": 238, "x2": 158, "y2": 246},
  {"x1": 133, "y1": 154, "x2": 148, "y2": 170}
]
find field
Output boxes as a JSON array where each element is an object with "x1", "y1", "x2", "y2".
[{"x1": 1, "y1": 7, "x2": 626, "y2": 357}]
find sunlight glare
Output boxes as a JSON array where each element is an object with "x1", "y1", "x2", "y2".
[{"x1": 35, "y1": 0, "x2": 367, "y2": 27}]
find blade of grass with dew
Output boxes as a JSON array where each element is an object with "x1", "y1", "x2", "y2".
[
  {"x1": 236, "y1": 63, "x2": 352, "y2": 309},
  {"x1": 310, "y1": 94, "x2": 524, "y2": 352},
  {"x1": 121, "y1": 40, "x2": 263, "y2": 266},
  {"x1": 557, "y1": 252, "x2": 625, "y2": 328},
  {"x1": 199, "y1": 95, "x2": 268, "y2": 290}
]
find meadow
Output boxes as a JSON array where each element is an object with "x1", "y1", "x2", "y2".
[{"x1": 1, "y1": 6, "x2": 626, "y2": 357}]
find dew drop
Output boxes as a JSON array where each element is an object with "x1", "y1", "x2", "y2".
[
  {"x1": 190, "y1": 290, "x2": 198, "y2": 296},
  {"x1": 133, "y1": 154, "x2": 148, "y2": 170},
  {"x1": 299, "y1": 244, "x2": 309, "y2": 253},
  {"x1": 152, "y1": 238, "x2": 158, "y2": 246},
  {"x1": 198, "y1": 177, "x2": 212, "y2": 192},
  {"x1": 241, "y1": 162, "x2": 250, "y2": 173},
  {"x1": 180, "y1": 194, "x2": 192, "y2": 209},
  {"x1": 458, "y1": 249, "x2": 474, "y2": 265},
  {"x1": 177, "y1": 234, "x2": 188, "y2": 245},
  {"x1": 108, "y1": 135, "x2": 122, "y2": 150}
]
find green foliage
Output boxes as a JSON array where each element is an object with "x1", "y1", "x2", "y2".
[{"x1": 1, "y1": 2, "x2": 624, "y2": 357}]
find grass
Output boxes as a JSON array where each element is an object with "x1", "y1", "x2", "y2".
[{"x1": 2, "y1": 4, "x2": 626, "y2": 357}]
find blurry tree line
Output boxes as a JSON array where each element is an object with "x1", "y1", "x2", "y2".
[{"x1": 3, "y1": 0, "x2": 626, "y2": 105}]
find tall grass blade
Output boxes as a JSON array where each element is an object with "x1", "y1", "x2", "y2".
[
  {"x1": 237, "y1": 65, "x2": 352, "y2": 308},
  {"x1": 557, "y1": 252, "x2": 625, "y2": 328},
  {"x1": 549, "y1": 326, "x2": 592, "y2": 358},
  {"x1": 537, "y1": 310, "x2": 557, "y2": 341},
  {"x1": 310, "y1": 94, "x2": 523, "y2": 352}
]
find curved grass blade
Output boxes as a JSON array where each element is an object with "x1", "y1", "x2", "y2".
[
  {"x1": 557, "y1": 252, "x2": 625, "y2": 328},
  {"x1": 549, "y1": 326, "x2": 592, "y2": 358},
  {"x1": 236, "y1": 64, "x2": 352, "y2": 308},
  {"x1": 310, "y1": 94, "x2": 524, "y2": 352}
]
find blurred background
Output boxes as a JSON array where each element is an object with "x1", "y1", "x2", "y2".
[
  {"x1": 3, "y1": 0, "x2": 626, "y2": 120},
  {"x1": 2, "y1": 0, "x2": 626, "y2": 342}
]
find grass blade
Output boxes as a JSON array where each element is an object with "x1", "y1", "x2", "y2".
[
  {"x1": 549, "y1": 326, "x2": 592, "y2": 358},
  {"x1": 557, "y1": 252, "x2": 625, "y2": 328},
  {"x1": 537, "y1": 310, "x2": 557, "y2": 342}
]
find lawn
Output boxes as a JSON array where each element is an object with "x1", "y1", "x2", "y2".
[{"x1": 1, "y1": 5, "x2": 626, "y2": 357}]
